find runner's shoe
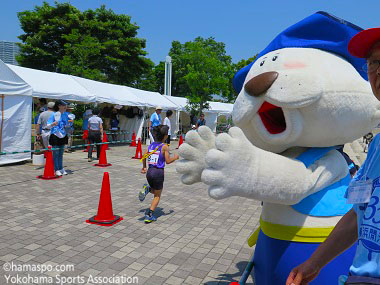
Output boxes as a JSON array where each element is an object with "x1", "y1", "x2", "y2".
[
  {"x1": 139, "y1": 184, "x2": 150, "y2": 202},
  {"x1": 144, "y1": 214, "x2": 157, "y2": 223}
]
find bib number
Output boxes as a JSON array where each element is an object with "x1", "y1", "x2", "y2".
[{"x1": 148, "y1": 152, "x2": 160, "y2": 165}]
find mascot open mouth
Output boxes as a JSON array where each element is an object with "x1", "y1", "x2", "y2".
[{"x1": 258, "y1": 102, "x2": 286, "y2": 134}]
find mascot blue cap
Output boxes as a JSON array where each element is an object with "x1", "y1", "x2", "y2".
[{"x1": 233, "y1": 11, "x2": 366, "y2": 93}]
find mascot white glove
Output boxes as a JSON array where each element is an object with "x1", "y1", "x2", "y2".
[
  {"x1": 201, "y1": 127, "x2": 258, "y2": 200},
  {"x1": 176, "y1": 126, "x2": 216, "y2": 185},
  {"x1": 202, "y1": 127, "x2": 329, "y2": 204}
]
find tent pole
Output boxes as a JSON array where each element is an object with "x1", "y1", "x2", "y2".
[{"x1": 0, "y1": 95, "x2": 4, "y2": 152}]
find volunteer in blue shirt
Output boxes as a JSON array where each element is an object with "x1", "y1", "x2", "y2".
[
  {"x1": 47, "y1": 100, "x2": 72, "y2": 177},
  {"x1": 148, "y1": 106, "x2": 162, "y2": 142},
  {"x1": 196, "y1": 113, "x2": 206, "y2": 129},
  {"x1": 287, "y1": 28, "x2": 380, "y2": 285},
  {"x1": 82, "y1": 109, "x2": 92, "y2": 148}
]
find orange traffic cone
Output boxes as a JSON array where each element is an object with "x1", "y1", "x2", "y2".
[
  {"x1": 94, "y1": 143, "x2": 112, "y2": 167},
  {"x1": 130, "y1": 131, "x2": 137, "y2": 147},
  {"x1": 83, "y1": 130, "x2": 90, "y2": 152},
  {"x1": 86, "y1": 172, "x2": 123, "y2": 226},
  {"x1": 132, "y1": 138, "x2": 142, "y2": 159},
  {"x1": 176, "y1": 135, "x2": 184, "y2": 149},
  {"x1": 103, "y1": 133, "x2": 109, "y2": 150},
  {"x1": 37, "y1": 146, "x2": 61, "y2": 180}
]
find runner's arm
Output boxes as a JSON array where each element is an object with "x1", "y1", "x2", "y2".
[
  {"x1": 142, "y1": 150, "x2": 148, "y2": 169},
  {"x1": 163, "y1": 145, "x2": 179, "y2": 164}
]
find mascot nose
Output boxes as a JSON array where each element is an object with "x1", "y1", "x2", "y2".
[{"x1": 244, "y1": 72, "x2": 279, "y2": 97}]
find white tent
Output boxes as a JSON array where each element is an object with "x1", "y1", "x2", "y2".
[
  {"x1": 126, "y1": 86, "x2": 178, "y2": 110},
  {"x1": 0, "y1": 62, "x2": 97, "y2": 165},
  {"x1": 8, "y1": 65, "x2": 96, "y2": 103},
  {"x1": 122, "y1": 87, "x2": 178, "y2": 141},
  {"x1": 205, "y1": 101, "x2": 234, "y2": 132},
  {"x1": 0, "y1": 59, "x2": 234, "y2": 165},
  {"x1": 72, "y1": 76, "x2": 178, "y2": 141},
  {"x1": 72, "y1": 76, "x2": 146, "y2": 140},
  {"x1": 71, "y1": 76, "x2": 146, "y2": 107},
  {"x1": 164, "y1": 96, "x2": 234, "y2": 133},
  {"x1": 0, "y1": 60, "x2": 33, "y2": 165}
]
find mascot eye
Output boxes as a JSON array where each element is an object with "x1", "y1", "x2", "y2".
[
  {"x1": 260, "y1": 60, "x2": 265, "y2": 66},
  {"x1": 272, "y1": 56, "x2": 278, "y2": 61}
]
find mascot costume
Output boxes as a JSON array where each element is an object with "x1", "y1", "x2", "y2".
[{"x1": 177, "y1": 12, "x2": 380, "y2": 284}]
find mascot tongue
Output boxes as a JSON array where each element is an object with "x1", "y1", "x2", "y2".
[{"x1": 258, "y1": 102, "x2": 286, "y2": 134}]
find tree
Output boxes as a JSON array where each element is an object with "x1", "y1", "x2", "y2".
[
  {"x1": 233, "y1": 55, "x2": 258, "y2": 72},
  {"x1": 17, "y1": 1, "x2": 153, "y2": 86},
  {"x1": 134, "y1": 61, "x2": 165, "y2": 94},
  {"x1": 143, "y1": 38, "x2": 257, "y2": 110},
  {"x1": 229, "y1": 55, "x2": 258, "y2": 97},
  {"x1": 152, "y1": 37, "x2": 235, "y2": 114}
]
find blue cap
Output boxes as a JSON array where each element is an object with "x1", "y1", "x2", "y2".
[
  {"x1": 233, "y1": 12, "x2": 366, "y2": 93},
  {"x1": 56, "y1": 99, "x2": 68, "y2": 106}
]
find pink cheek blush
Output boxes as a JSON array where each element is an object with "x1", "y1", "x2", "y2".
[{"x1": 283, "y1": 62, "x2": 307, "y2": 69}]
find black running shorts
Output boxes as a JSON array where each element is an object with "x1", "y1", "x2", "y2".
[{"x1": 146, "y1": 167, "x2": 164, "y2": 190}]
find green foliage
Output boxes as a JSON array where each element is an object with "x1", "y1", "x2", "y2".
[
  {"x1": 141, "y1": 38, "x2": 258, "y2": 113},
  {"x1": 150, "y1": 37, "x2": 236, "y2": 114},
  {"x1": 73, "y1": 118, "x2": 83, "y2": 131},
  {"x1": 233, "y1": 55, "x2": 258, "y2": 72},
  {"x1": 17, "y1": 1, "x2": 153, "y2": 86},
  {"x1": 134, "y1": 62, "x2": 165, "y2": 94}
]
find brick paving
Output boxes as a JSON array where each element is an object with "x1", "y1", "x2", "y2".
[{"x1": 0, "y1": 141, "x2": 260, "y2": 285}]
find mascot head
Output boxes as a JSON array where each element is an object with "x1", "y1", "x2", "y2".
[{"x1": 233, "y1": 12, "x2": 380, "y2": 153}]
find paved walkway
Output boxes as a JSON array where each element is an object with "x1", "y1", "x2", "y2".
[{"x1": 0, "y1": 141, "x2": 260, "y2": 285}]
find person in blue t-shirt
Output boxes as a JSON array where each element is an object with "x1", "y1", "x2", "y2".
[
  {"x1": 47, "y1": 100, "x2": 73, "y2": 177},
  {"x1": 82, "y1": 109, "x2": 92, "y2": 148},
  {"x1": 148, "y1": 106, "x2": 162, "y2": 142},
  {"x1": 287, "y1": 28, "x2": 380, "y2": 285},
  {"x1": 196, "y1": 113, "x2": 206, "y2": 129}
]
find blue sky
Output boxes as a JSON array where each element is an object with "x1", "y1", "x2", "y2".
[{"x1": 1, "y1": 0, "x2": 379, "y2": 64}]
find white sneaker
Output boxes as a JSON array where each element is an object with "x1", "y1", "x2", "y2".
[
  {"x1": 61, "y1": 169, "x2": 68, "y2": 175},
  {"x1": 55, "y1": 170, "x2": 62, "y2": 176}
]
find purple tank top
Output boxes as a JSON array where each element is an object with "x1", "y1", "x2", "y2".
[{"x1": 147, "y1": 142, "x2": 165, "y2": 169}]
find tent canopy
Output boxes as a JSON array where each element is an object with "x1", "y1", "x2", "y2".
[
  {"x1": 127, "y1": 87, "x2": 178, "y2": 110},
  {"x1": 208, "y1": 101, "x2": 234, "y2": 114},
  {"x1": 5, "y1": 62, "x2": 179, "y2": 109},
  {"x1": 7, "y1": 64, "x2": 96, "y2": 102},
  {"x1": 165, "y1": 95, "x2": 233, "y2": 115},
  {"x1": 71, "y1": 76, "x2": 147, "y2": 107},
  {"x1": 0, "y1": 60, "x2": 32, "y2": 96},
  {"x1": 165, "y1": 96, "x2": 188, "y2": 111},
  {"x1": 1, "y1": 61, "x2": 233, "y2": 113}
]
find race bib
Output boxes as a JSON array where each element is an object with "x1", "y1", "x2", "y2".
[
  {"x1": 346, "y1": 179, "x2": 373, "y2": 204},
  {"x1": 148, "y1": 152, "x2": 160, "y2": 165}
]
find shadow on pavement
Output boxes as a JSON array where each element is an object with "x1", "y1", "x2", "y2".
[
  {"x1": 204, "y1": 260, "x2": 255, "y2": 285},
  {"x1": 137, "y1": 207, "x2": 174, "y2": 221}
]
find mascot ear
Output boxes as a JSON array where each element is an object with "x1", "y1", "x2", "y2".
[{"x1": 233, "y1": 62, "x2": 254, "y2": 93}]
